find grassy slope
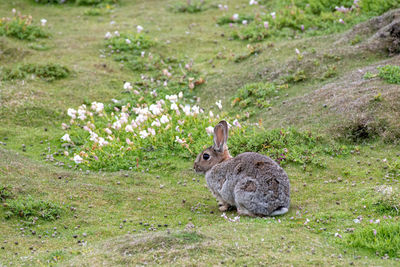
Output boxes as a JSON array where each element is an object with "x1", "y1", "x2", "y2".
[{"x1": 0, "y1": 0, "x2": 399, "y2": 265}]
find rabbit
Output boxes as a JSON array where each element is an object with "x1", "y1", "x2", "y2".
[{"x1": 194, "y1": 120, "x2": 290, "y2": 217}]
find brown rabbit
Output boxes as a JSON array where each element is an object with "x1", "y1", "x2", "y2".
[{"x1": 194, "y1": 120, "x2": 290, "y2": 216}]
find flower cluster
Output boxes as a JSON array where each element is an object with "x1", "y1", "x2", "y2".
[{"x1": 59, "y1": 90, "x2": 241, "y2": 170}]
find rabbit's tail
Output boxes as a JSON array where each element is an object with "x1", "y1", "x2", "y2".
[{"x1": 270, "y1": 207, "x2": 289, "y2": 216}]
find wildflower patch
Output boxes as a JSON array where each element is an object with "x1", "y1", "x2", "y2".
[
  {"x1": 57, "y1": 92, "x2": 232, "y2": 171},
  {"x1": 217, "y1": 0, "x2": 400, "y2": 42},
  {"x1": 0, "y1": 10, "x2": 49, "y2": 41}
]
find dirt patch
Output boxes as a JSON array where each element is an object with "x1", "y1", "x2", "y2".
[
  {"x1": 340, "y1": 9, "x2": 400, "y2": 54},
  {"x1": 103, "y1": 231, "x2": 207, "y2": 256},
  {"x1": 278, "y1": 55, "x2": 400, "y2": 142}
]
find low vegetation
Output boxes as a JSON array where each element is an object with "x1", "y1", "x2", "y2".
[
  {"x1": 0, "y1": 0, "x2": 399, "y2": 265},
  {"x1": 346, "y1": 222, "x2": 400, "y2": 258},
  {"x1": 0, "y1": 11, "x2": 48, "y2": 41},
  {"x1": 168, "y1": 0, "x2": 209, "y2": 13},
  {"x1": 3, "y1": 195, "x2": 65, "y2": 222},
  {"x1": 1, "y1": 63, "x2": 70, "y2": 81},
  {"x1": 378, "y1": 65, "x2": 400, "y2": 84}
]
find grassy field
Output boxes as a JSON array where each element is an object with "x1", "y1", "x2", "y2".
[{"x1": 0, "y1": 0, "x2": 400, "y2": 265}]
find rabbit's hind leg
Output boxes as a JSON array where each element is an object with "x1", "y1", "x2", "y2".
[
  {"x1": 236, "y1": 204, "x2": 255, "y2": 217},
  {"x1": 233, "y1": 177, "x2": 261, "y2": 217}
]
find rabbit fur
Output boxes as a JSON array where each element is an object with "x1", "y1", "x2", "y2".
[{"x1": 194, "y1": 120, "x2": 290, "y2": 217}]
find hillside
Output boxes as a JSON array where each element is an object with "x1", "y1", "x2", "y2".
[{"x1": 0, "y1": 0, "x2": 399, "y2": 265}]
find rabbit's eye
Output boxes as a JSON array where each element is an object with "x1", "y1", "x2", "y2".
[{"x1": 203, "y1": 153, "x2": 210, "y2": 160}]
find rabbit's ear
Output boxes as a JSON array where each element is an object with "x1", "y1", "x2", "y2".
[{"x1": 213, "y1": 120, "x2": 228, "y2": 152}]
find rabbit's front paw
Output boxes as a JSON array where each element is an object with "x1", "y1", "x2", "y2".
[{"x1": 219, "y1": 204, "x2": 229, "y2": 212}]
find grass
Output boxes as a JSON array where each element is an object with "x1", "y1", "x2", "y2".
[
  {"x1": 378, "y1": 65, "x2": 400, "y2": 84},
  {"x1": 346, "y1": 222, "x2": 400, "y2": 258},
  {"x1": 1, "y1": 63, "x2": 70, "y2": 81},
  {"x1": 0, "y1": 0, "x2": 399, "y2": 265},
  {"x1": 0, "y1": 11, "x2": 49, "y2": 41},
  {"x1": 3, "y1": 195, "x2": 65, "y2": 221}
]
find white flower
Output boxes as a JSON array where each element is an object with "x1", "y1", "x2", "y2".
[
  {"x1": 232, "y1": 14, "x2": 239, "y2": 21},
  {"x1": 178, "y1": 91, "x2": 183, "y2": 98},
  {"x1": 215, "y1": 100, "x2": 222, "y2": 110},
  {"x1": 131, "y1": 121, "x2": 138, "y2": 128},
  {"x1": 123, "y1": 82, "x2": 132, "y2": 90},
  {"x1": 119, "y1": 113, "x2": 129, "y2": 124},
  {"x1": 171, "y1": 103, "x2": 178, "y2": 110},
  {"x1": 249, "y1": 0, "x2": 258, "y2": 5},
  {"x1": 209, "y1": 110, "x2": 214, "y2": 117},
  {"x1": 264, "y1": 21, "x2": 269, "y2": 29},
  {"x1": 162, "y1": 69, "x2": 172, "y2": 77},
  {"x1": 242, "y1": 20, "x2": 248, "y2": 25},
  {"x1": 165, "y1": 95, "x2": 178, "y2": 103},
  {"x1": 112, "y1": 121, "x2": 122, "y2": 130},
  {"x1": 339, "y1": 18, "x2": 345, "y2": 24},
  {"x1": 12, "y1": 8, "x2": 16, "y2": 14},
  {"x1": 148, "y1": 128, "x2": 156, "y2": 136},
  {"x1": 295, "y1": 48, "x2": 301, "y2": 55},
  {"x1": 206, "y1": 126, "x2": 214, "y2": 135},
  {"x1": 90, "y1": 131, "x2": 99, "y2": 142},
  {"x1": 104, "y1": 128, "x2": 112, "y2": 135},
  {"x1": 137, "y1": 25, "x2": 143, "y2": 33},
  {"x1": 125, "y1": 124, "x2": 134, "y2": 132},
  {"x1": 135, "y1": 114, "x2": 147, "y2": 124},
  {"x1": 91, "y1": 102, "x2": 104, "y2": 113},
  {"x1": 73, "y1": 155, "x2": 83, "y2": 164},
  {"x1": 125, "y1": 38, "x2": 131, "y2": 44},
  {"x1": 141, "y1": 51, "x2": 145, "y2": 57},
  {"x1": 98, "y1": 137, "x2": 108, "y2": 147},
  {"x1": 151, "y1": 119, "x2": 161, "y2": 127},
  {"x1": 270, "y1": 12, "x2": 276, "y2": 19},
  {"x1": 83, "y1": 125, "x2": 91, "y2": 132},
  {"x1": 114, "y1": 31, "x2": 120, "y2": 37},
  {"x1": 40, "y1": 18, "x2": 47, "y2": 26},
  {"x1": 149, "y1": 104, "x2": 162, "y2": 115},
  {"x1": 110, "y1": 20, "x2": 116, "y2": 25},
  {"x1": 175, "y1": 136, "x2": 185, "y2": 144},
  {"x1": 192, "y1": 105, "x2": 200, "y2": 115},
  {"x1": 105, "y1": 32, "x2": 112, "y2": 39},
  {"x1": 160, "y1": 115, "x2": 169, "y2": 124},
  {"x1": 232, "y1": 119, "x2": 242, "y2": 128},
  {"x1": 126, "y1": 138, "x2": 134, "y2": 145},
  {"x1": 78, "y1": 106, "x2": 87, "y2": 121},
  {"x1": 182, "y1": 105, "x2": 192, "y2": 116},
  {"x1": 61, "y1": 134, "x2": 71, "y2": 142},
  {"x1": 139, "y1": 130, "x2": 149, "y2": 139},
  {"x1": 67, "y1": 108, "x2": 77, "y2": 119}
]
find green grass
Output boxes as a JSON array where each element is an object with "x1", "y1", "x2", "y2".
[
  {"x1": 1, "y1": 63, "x2": 70, "y2": 81},
  {"x1": 378, "y1": 65, "x2": 400, "y2": 84},
  {"x1": 0, "y1": 0, "x2": 399, "y2": 265},
  {"x1": 0, "y1": 12, "x2": 49, "y2": 41},
  {"x1": 346, "y1": 222, "x2": 400, "y2": 258},
  {"x1": 4, "y1": 195, "x2": 65, "y2": 221}
]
